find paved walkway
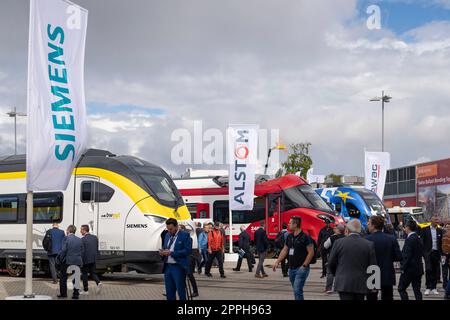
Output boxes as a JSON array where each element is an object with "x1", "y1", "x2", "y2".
[{"x1": 0, "y1": 259, "x2": 446, "y2": 300}]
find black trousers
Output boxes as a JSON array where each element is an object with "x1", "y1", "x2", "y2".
[
  {"x1": 338, "y1": 292, "x2": 365, "y2": 301},
  {"x1": 366, "y1": 286, "x2": 394, "y2": 300},
  {"x1": 443, "y1": 255, "x2": 449, "y2": 288},
  {"x1": 205, "y1": 250, "x2": 225, "y2": 276},
  {"x1": 425, "y1": 250, "x2": 441, "y2": 290},
  {"x1": 398, "y1": 272, "x2": 422, "y2": 300},
  {"x1": 280, "y1": 257, "x2": 289, "y2": 276},
  {"x1": 82, "y1": 263, "x2": 101, "y2": 292},
  {"x1": 187, "y1": 273, "x2": 198, "y2": 294},
  {"x1": 235, "y1": 249, "x2": 254, "y2": 271},
  {"x1": 321, "y1": 249, "x2": 328, "y2": 276},
  {"x1": 60, "y1": 264, "x2": 80, "y2": 297}
]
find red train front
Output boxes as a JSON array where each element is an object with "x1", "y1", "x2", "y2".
[{"x1": 175, "y1": 174, "x2": 345, "y2": 244}]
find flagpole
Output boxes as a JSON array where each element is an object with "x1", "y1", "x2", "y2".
[
  {"x1": 228, "y1": 208, "x2": 233, "y2": 254},
  {"x1": 24, "y1": 191, "x2": 34, "y2": 298},
  {"x1": 23, "y1": 0, "x2": 35, "y2": 299}
]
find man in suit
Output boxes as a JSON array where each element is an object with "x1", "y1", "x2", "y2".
[
  {"x1": 254, "y1": 221, "x2": 269, "y2": 278},
  {"x1": 398, "y1": 220, "x2": 424, "y2": 300},
  {"x1": 57, "y1": 225, "x2": 84, "y2": 299},
  {"x1": 421, "y1": 215, "x2": 444, "y2": 295},
  {"x1": 160, "y1": 218, "x2": 192, "y2": 300},
  {"x1": 80, "y1": 224, "x2": 102, "y2": 295},
  {"x1": 328, "y1": 219, "x2": 377, "y2": 300},
  {"x1": 233, "y1": 225, "x2": 254, "y2": 272},
  {"x1": 46, "y1": 222, "x2": 65, "y2": 284},
  {"x1": 317, "y1": 221, "x2": 334, "y2": 278},
  {"x1": 366, "y1": 216, "x2": 402, "y2": 300}
]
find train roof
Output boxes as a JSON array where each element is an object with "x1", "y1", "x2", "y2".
[
  {"x1": 177, "y1": 174, "x2": 308, "y2": 196},
  {"x1": 0, "y1": 148, "x2": 163, "y2": 176}
]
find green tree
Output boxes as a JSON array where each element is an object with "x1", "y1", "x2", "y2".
[{"x1": 281, "y1": 143, "x2": 313, "y2": 179}]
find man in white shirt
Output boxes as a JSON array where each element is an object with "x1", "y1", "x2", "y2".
[{"x1": 421, "y1": 215, "x2": 443, "y2": 295}]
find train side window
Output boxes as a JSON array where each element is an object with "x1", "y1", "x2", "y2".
[
  {"x1": 97, "y1": 182, "x2": 115, "y2": 202},
  {"x1": 81, "y1": 181, "x2": 114, "y2": 203},
  {"x1": 81, "y1": 181, "x2": 93, "y2": 202},
  {"x1": 186, "y1": 204, "x2": 198, "y2": 219},
  {"x1": 28, "y1": 192, "x2": 63, "y2": 223},
  {"x1": 0, "y1": 195, "x2": 19, "y2": 223},
  {"x1": 199, "y1": 210, "x2": 207, "y2": 219},
  {"x1": 346, "y1": 202, "x2": 361, "y2": 219}
]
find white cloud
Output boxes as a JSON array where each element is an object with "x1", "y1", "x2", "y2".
[{"x1": 0, "y1": 0, "x2": 449, "y2": 177}]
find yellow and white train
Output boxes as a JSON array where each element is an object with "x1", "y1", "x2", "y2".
[{"x1": 0, "y1": 149, "x2": 196, "y2": 277}]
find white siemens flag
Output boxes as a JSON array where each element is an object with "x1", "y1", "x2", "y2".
[
  {"x1": 364, "y1": 151, "x2": 390, "y2": 200},
  {"x1": 27, "y1": 0, "x2": 88, "y2": 191},
  {"x1": 227, "y1": 125, "x2": 259, "y2": 210}
]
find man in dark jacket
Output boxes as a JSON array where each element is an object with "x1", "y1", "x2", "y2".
[
  {"x1": 80, "y1": 225, "x2": 102, "y2": 295},
  {"x1": 160, "y1": 218, "x2": 192, "y2": 300},
  {"x1": 323, "y1": 224, "x2": 346, "y2": 293},
  {"x1": 254, "y1": 221, "x2": 269, "y2": 278},
  {"x1": 328, "y1": 220, "x2": 377, "y2": 300},
  {"x1": 421, "y1": 215, "x2": 443, "y2": 295},
  {"x1": 398, "y1": 220, "x2": 424, "y2": 300},
  {"x1": 233, "y1": 225, "x2": 254, "y2": 272},
  {"x1": 318, "y1": 221, "x2": 334, "y2": 278},
  {"x1": 366, "y1": 216, "x2": 402, "y2": 300},
  {"x1": 57, "y1": 225, "x2": 84, "y2": 299},
  {"x1": 45, "y1": 222, "x2": 65, "y2": 284}
]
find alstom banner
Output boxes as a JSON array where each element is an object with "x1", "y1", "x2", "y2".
[
  {"x1": 227, "y1": 125, "x2": 259, "y2": 211},
  {"x1": 364, "y1": 151, "x2": 390, "y2": 200},
  {"x1": 27, "y1": 0, "x2": 88, "y2": 191}
]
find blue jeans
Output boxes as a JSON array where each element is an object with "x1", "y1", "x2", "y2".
[
  {"x1": 289, "y1": 266, "x2": 310, "y2": 300},
  {"x1": 164, "y1": 264, "x2": 186, "y2": 300},
  {"x1": 199, "y1": 249, "x2": 209, "y2": 271}
]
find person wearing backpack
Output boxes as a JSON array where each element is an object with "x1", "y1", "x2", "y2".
[
  {"x1": 43, "y1": 222, "x2": 65, "y2": 284},
  {"x1": 272, "y1": 216, "x2": 315, "y2": 300},
  {"x1": 274, "y1": 223, "x2": 289, "y2": 277}
]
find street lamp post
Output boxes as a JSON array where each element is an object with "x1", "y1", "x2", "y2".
[
  {"x1": 6, "y1": 107, "x2": 27, "y2": 155},
  {"x1": 370, "y1": 91, "x2": 392, "y2": 152}
]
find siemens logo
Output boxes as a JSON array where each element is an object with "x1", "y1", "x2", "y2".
[
  {"x1": 126, "y1": 224, "x2": 148, "y2": 229},
  {"x1": 47, "y1": 24, "x2": 76, "y2": 161}
]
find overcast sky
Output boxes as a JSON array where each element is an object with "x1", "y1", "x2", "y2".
[{"x1": 0, "y1": 0, "x2": 449, "y2": 177}]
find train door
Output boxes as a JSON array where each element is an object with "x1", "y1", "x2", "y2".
[
  {"x1": 266, "y1": 193, "x2": 281, "y2": 239},
  {"x1": 74, "y1": 176, "x2": 99, "y2": 236}
]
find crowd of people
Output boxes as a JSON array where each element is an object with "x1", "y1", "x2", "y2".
[
  {"x1": 160, "y1": 214, "x2": 450, "y2": 301},
  {"x1": 43, "y1": 223, "x2": 102, "y2": 299},
  {"x1": 315, "y1": 214, "x2": 450, "y2": 300}
]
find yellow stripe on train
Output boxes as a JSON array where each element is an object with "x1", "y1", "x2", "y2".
[{"x1": 0, "y1": 168, "x2": 190, "y2": 221}]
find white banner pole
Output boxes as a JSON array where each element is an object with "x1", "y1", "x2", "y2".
[{"x1": 229, "y1": 208, "x2": 233, "y2": 254}]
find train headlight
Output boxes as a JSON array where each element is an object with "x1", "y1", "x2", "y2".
[{"x1": 144, "y1": 215, "x2": 167, "y2": 224}]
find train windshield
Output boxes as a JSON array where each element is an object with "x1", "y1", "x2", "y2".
[
  {"x1": 283, "y1": 185, "x2": 334, "y2": 213},
  {"x1": 133, "y1": 166, "x2": 184, "y2": 208},
  {"x1": 408, "y1": 213, "x2": 427, "y2": 224},
  {"x1": 355, "y1": 189, "x2": 387, "y2": 215}
]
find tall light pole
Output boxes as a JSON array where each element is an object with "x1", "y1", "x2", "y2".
[
  {"x1": 264, "y1": 143, "x2": 286, "y2": 175},
  {"x1": 370, "y1": 91, "x2": 392, "y2": 152},
  {"x1": 6, "y1": 107, "x2": 27, "y2": 155}
]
